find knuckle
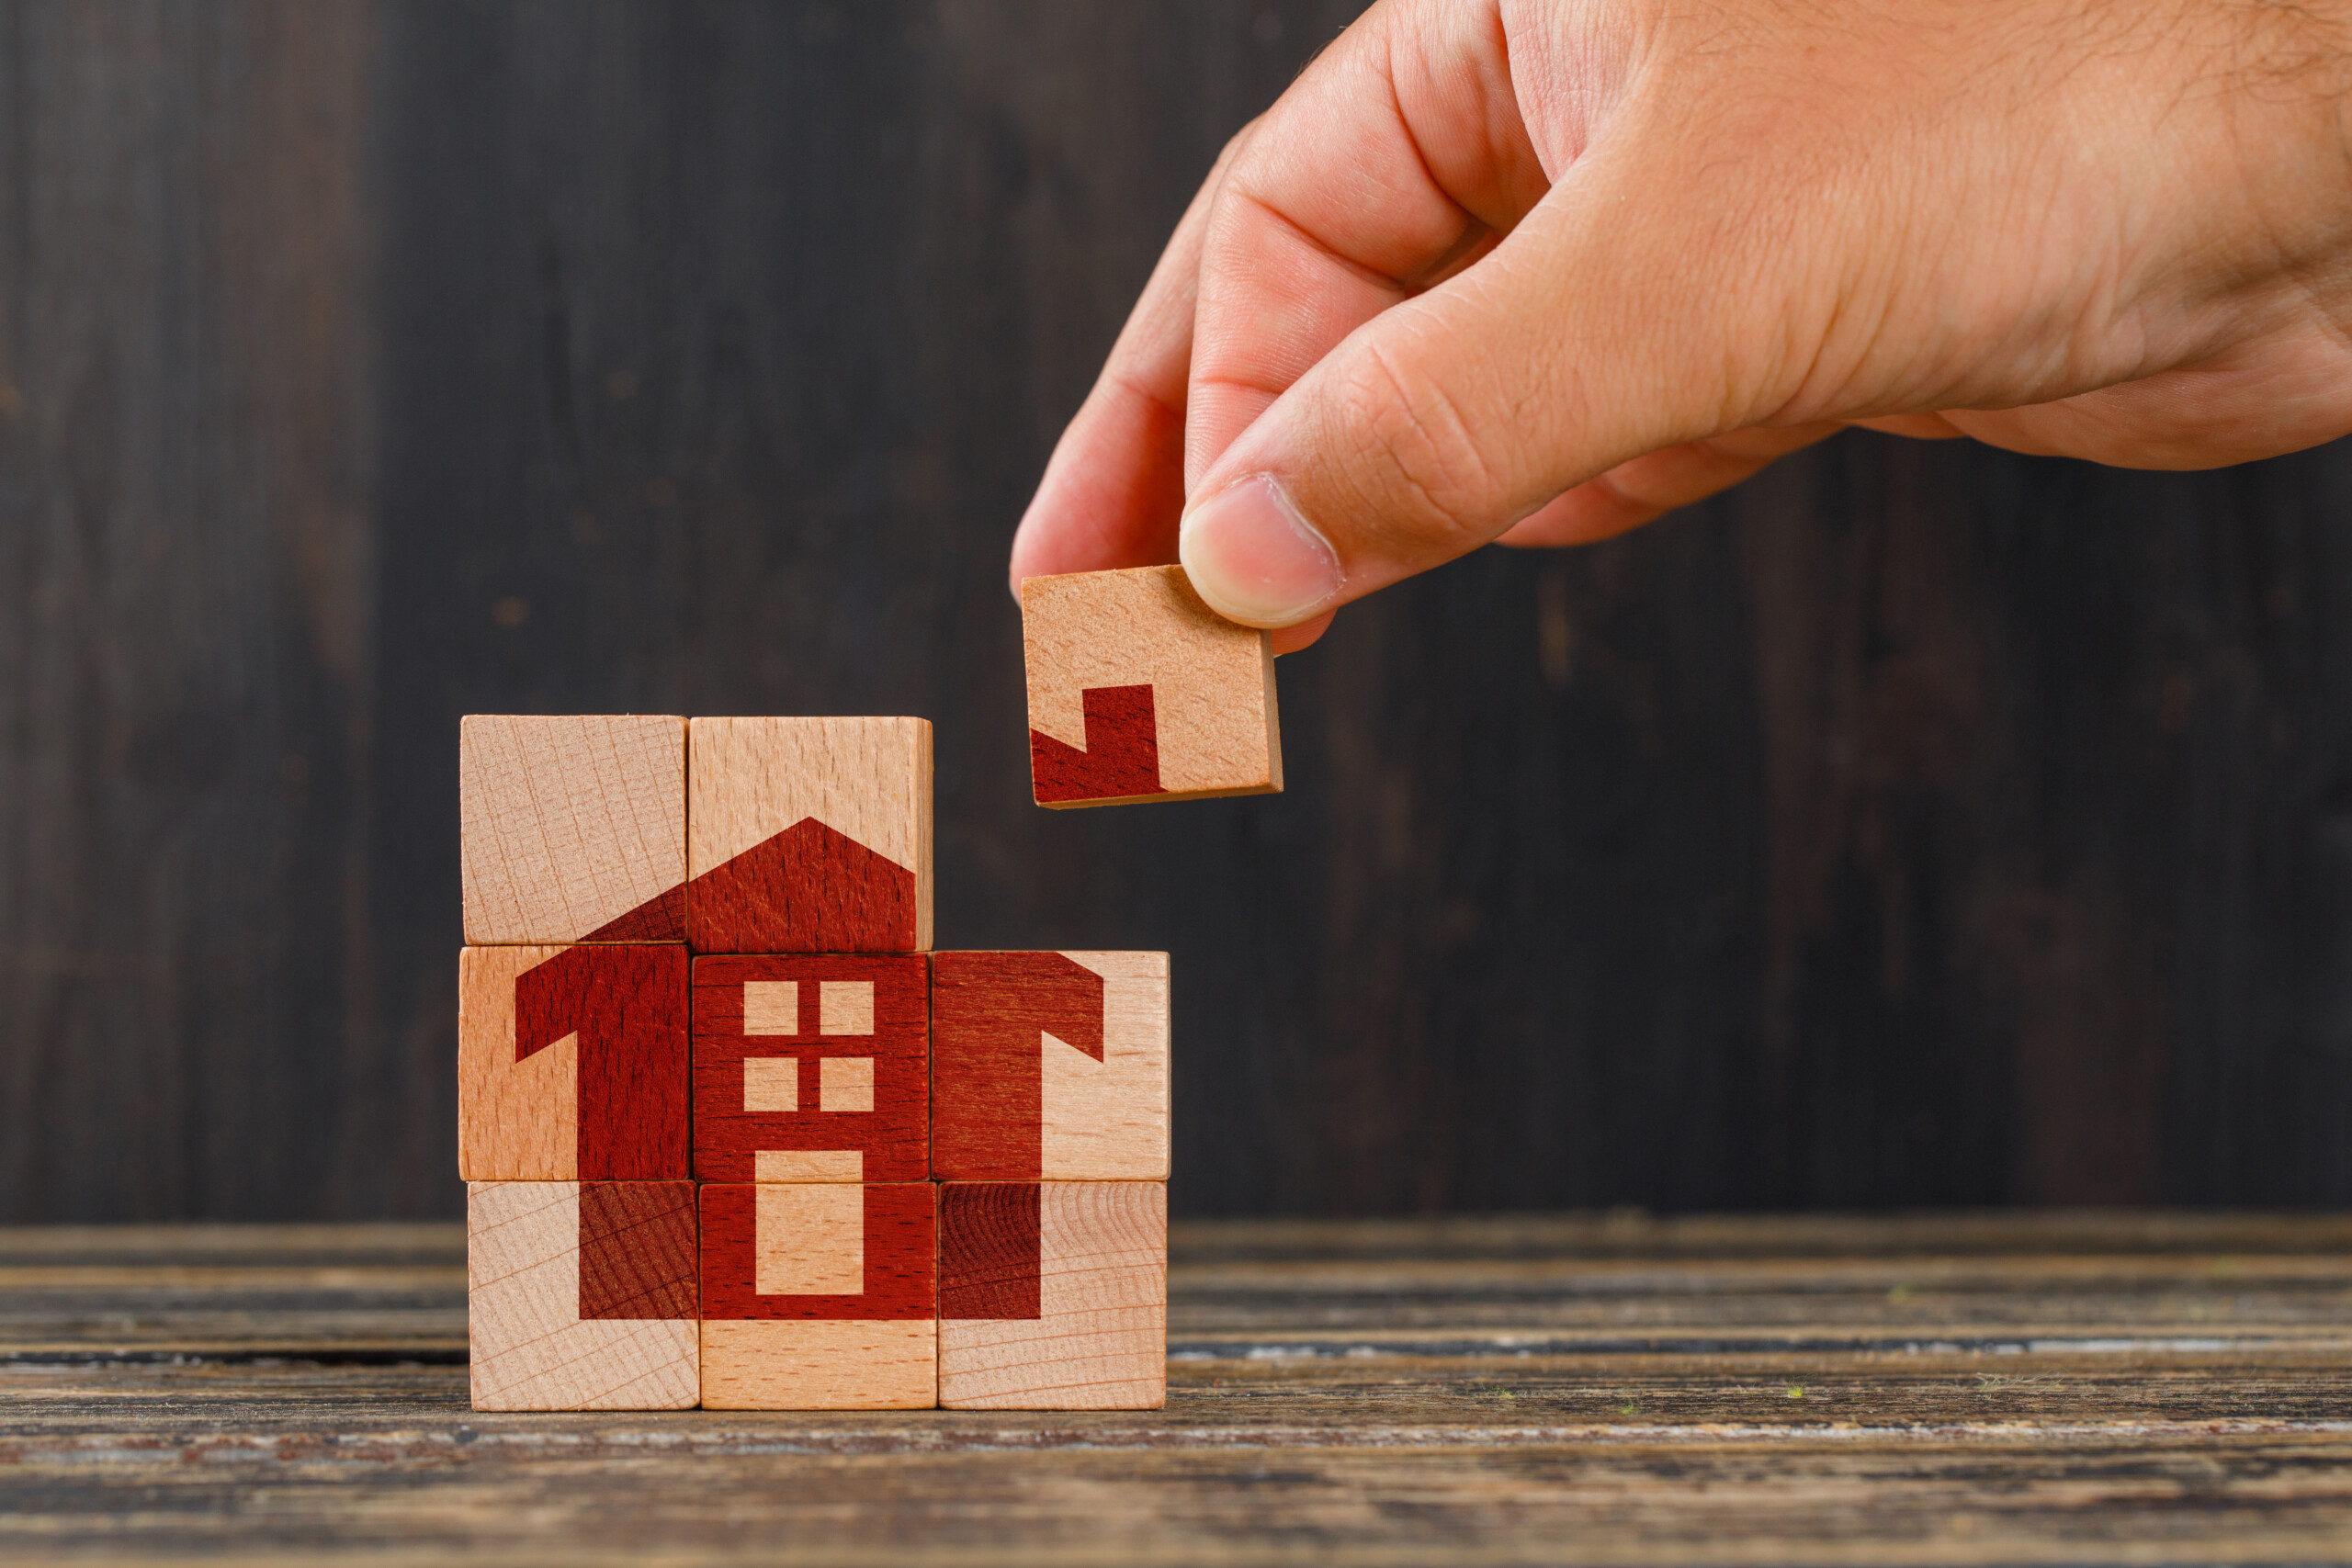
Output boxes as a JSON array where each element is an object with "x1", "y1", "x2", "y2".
[
  {"x1": 1213, "y1": 115, "x2": 1266, "y2": 176},
  {"x1": 1329, "y1": 342, "x2": 1501, "y2": 552}
]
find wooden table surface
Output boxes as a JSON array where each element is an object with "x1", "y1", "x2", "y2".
[{"x1": 3, "y1": 1213, "x2": 2348, "y2": 1565}]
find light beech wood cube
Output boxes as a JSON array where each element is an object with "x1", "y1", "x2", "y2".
[
  {"x1": 461, "y1": 716, "x2": 687, "y2": 943},
  {"x1": 467, "y1": 1180, "x2": 698, "y2": 1411},
  {"x1": 938, "y1": 1180, "x2": 1166, "y2": 1409},
  {"x1": 691, "y1": 953, "x2": 927, "y2": 1184},
  {"x1": 458, "y1": 944, "x2": 689, "y2": 1182},
  {"x1": 686, "y1": 716, "x2": 933, "y2": 953},
  {"x1": 698, "y1": 1181, "x2": 937, "y2": 1409},
  {"x1": 932, "y1": 951, "x2": 1169, "y2": 1181},
  {"x1": 1022, "y1": 566, "x2": 1281, "y2": 807}
]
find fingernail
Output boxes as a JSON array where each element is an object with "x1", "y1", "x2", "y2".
[{"x1": 1178, "y1": 475, "x2": 1343, "y2": 626}]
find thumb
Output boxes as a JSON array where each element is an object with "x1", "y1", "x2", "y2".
[{"x1": 1177, "y1": 161, "x2": 1774, "y2": 627}]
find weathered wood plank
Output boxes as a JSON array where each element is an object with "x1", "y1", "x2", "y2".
[
  {"x1": 1170, "y1": 1209, "x2": 2352, "y2": 1259},
  {"x1": 10, "y1": 1214, "x2": 2352, "y2": 1358},
  {"x1": 1, "y1": 1218, "x2": 2349, "y2": 1562},
  {"x1": 11, "y1": 1352, "x2": 2352, "y2": 1429},
  {"x1": 4, "y1": 1378, "x2": 2349, "y2": 1564}
]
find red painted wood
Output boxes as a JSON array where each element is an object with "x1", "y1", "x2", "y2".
[
  {"x1": 691, "y1": 953, "x2": 929, "y2": 1182},
  {"x1": 1030, "y1": 683, "x2": 1166, "y2": 804},
  {"x1": 930, "y1": 953, "x2": 1104, "y2": 1179},
  {"x1": 687, "y1": 818, "x2": 919, "y2": 954},
  {"x1": 697, "y1": 1182, "x2": 936, "y2": 1320},
  {"x1": 938, "y1": 1181, "x2": 1040, "y2": 1320},
  {"x1": 582, "y1": 883, "x2": 686, "y2": 943},
  {"x1": 514, "y1": 943, "x2": 689, "y2": 1179},
  {"x1": 577, "y1": 1180, "x2": 698, "y2": 1320}
]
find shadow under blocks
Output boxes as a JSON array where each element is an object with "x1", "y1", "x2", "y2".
[{"x1": 457, "y1": 714, "x2": 1170, "y2": 1410}]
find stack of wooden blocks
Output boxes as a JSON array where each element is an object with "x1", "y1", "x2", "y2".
[{"x1": 458, "y1": 564, "x2": 1280, "y2": 1412}]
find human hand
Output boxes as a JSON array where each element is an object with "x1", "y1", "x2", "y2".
[{"x1": 1007, "y1": 0, "x2": 2352, "y2": 652}]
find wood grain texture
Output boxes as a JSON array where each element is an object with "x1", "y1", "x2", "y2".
[
  {"x1": 699, "y1": 1318, "x2": 937, "y2": 1411},
  {"x1": 741, "y1": 1055, "x2": 798, "y2": 1111},
  {"x1": 465, "y1": 1182, "x2": 696, "y2": 1411},
  {"x1": 513, "y1": 945, "x2": 690, "y2": 1180},
  {"x1": 932, "y1": 952, "x2": 1170, "y2": 1181},
  {"x1": 457, "y1": 947, "x2": 577, "y2": 1181},
  {"x1": 940, "y1": 1180, "x2": 1166, "y2": 1410},
  {"x1": 686, "y1": 717, "x2": 933, "y2": 953},
  {"x1": 699, "y1": 1182, "x2": 935, "y2": 1321},
  {"x1": 756, "y1": 1151, "x2": 863, "y2": 1181},
  {"x1": 576, "y1": 1180, "x2": 699, "y2": 1320},
  {"x1": 938, "y1": 1181, "x2": 1041, "y2": 1320},
  {"x1": 692, "y1": 954, "x2": 928, "y2": 1182},
  {"x1": 931, "y1": 952, "x2": 1104, "y2": 1180},
  {"x1": 1047, "y1": 951, "x2": 1170, "y2": 1180},
  {"x1": 751, "y1": 1182, "x2": 864, "y2": 1295},
  {"x1": 1032, "y1": 683, "x2": 1165, "y2": 802},
  {"x1": 458, "y1": 944, "x2": 689, "y2": 1182},
  {"x1": 459, "y1": 715, "x2": 687, "y2": 943},
  {"x1": 12, "y1": 1214, "x2": 2352, "y2": 1559},
  {"x1": 1023, "y1": 567, "x2": 1282, "y2": 806}
]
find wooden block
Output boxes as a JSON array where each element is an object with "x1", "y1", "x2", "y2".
[
  {"x1": 691, "y1": 954, "x2": 928, "y2": 1182},
  {"x1": 460, "y1": 715, "x2": 687, "y2": 943},
  {"x1": 931, "y1": 952, "x2": 1169, "y2": 1180},
  {"x1": 698, "y1": 1182, "x2": 936, "y2": 1409},
  {"x1": 699, "y1": 1319, "x2": 936, "y2": 1411},
  {"x1": 686, "y1": 717, "x2": 933, "y2": 953},
  {"x1": 1021, "y1": 566, "x2": 1281, "y2": 807},
  {"x1": 698, "y1": 1181, "x2": 935, "y2": 1321},
  {"x1": 458, "y1": 944, "x2": 689, "y2": 1181},
  {"x1": 938, "y1": 1180, "x2": 1166, "y2": 1410},
  {"x1": 467, "y1": 1180, "x2": 698, "y2": 1410}
]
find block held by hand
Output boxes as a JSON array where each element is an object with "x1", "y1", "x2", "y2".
[{"x1": 1021, "y1": 566, "x2": 1281, "y2": 807}]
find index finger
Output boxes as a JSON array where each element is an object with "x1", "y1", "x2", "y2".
[
  {"x1": 1183, "y1": 0, "x2": 1552, "y2": 491},
  {"x1": 1006, "y1": 126, "x2": 1256, "y2": 593}
]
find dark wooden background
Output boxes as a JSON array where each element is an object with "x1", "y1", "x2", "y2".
[{"x1": 5, "y1": 0, "x2": 2349, "y2": 1223}]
